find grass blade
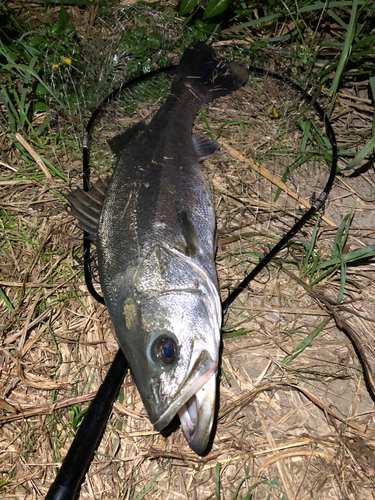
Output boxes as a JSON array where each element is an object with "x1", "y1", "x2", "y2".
[
  {"x1": 329, "y1": 0, "x2": 358, "y2": 98},
  {"x1": 281, "y1": 319, "x2": 330, "y2": 366},
  {"x1": 343, "y1": 77, "x2": 375, "y2": 169},
  {"x1": 303, "y1": 216, "x2": 320, "y2": 271},
  {"x1": 0, "y1": 287, "x2": 15, "y2": 313},
  {"x1": 343, "y1": 136, "x2": 375, "y2": 170},
  {"x1": 135, "y1": 459, "x2": 170, "y2": 500},
  {"x1": 215, "y1": 462, "x2": 221, "y2": 500},
  {"x1": 337, "y1": 259, "x2": 347, "y2": 304},
  {"x1": 223, "y1": 12, "x2": 282, "y2": 32}
]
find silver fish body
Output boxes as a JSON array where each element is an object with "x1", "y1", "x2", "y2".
[{"x1": 68, "y1": 42, "x2": 248, "y2": 453}]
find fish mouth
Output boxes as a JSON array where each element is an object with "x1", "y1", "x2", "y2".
[
  {"x1": 177, "y1": 371, "x2": 216, "y2": 454},
  {"x1": 152, "y1": 341, "x2": 218, "y2": 453}
]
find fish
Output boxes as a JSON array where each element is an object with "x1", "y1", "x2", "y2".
[{"x1": 67, "y1": 42, "x2": 248, "y2": 454}]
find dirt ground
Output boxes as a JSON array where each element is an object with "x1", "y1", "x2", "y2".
[{"x1": 1, "y1": 13, "x2": 375, "y2": 500}]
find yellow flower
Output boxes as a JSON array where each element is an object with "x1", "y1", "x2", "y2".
[
  {"x1": 64, "y1": 58, "x2": 72, "y2": 65},
  {"x1": 52, "y1": 63, "x2": 60, "y2": 69}
]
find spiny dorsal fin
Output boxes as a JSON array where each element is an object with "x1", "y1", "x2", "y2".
[
  {"x1": 65, "y1": 177, "x2": 109, "y2": 243},
  {"x1": 192, "y1": 134, "x2": 220, "y2": 160},
  {"x1": 107, "y1": 121, "x2": 146, "y2": 157}
]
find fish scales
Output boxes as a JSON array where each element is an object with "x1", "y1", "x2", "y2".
[{"x1": 67, "y1": 42, "x2": 248, "y2": 453}]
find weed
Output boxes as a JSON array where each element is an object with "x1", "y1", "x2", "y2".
[
  {"x1": 70, "y1": 404, "x2": 88, "y2": 430},
  {"x1": 133, "y1": 460, "x2": 170, "y2": 500},
  {"x1": 281, "y1": 318, "x2": 330, "y2": 366},
  {"x1": 305, "y1": 210, "x2": 375, "y2": 302}
]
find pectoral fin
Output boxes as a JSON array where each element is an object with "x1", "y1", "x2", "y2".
[
  {"x1": 65, "y1": 177, "x2": 109, "y2": 243},
  {"x1": 178, "y1": 210, "x2": 200, "y2": 257},
  {"x1": 192, "y1": 134, "x2": 220, "y2": 161}
]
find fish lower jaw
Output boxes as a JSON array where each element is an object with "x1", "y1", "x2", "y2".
[{"x1": 177, "y1": 371, "x2": 216, "y2": 455}]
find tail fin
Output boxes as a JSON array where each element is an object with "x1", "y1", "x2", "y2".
[{"x1": 175, "y1": 42, "x2": 249, "y2": 104}]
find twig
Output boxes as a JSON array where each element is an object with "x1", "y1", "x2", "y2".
[
  {"x1": 219, "y1": 139, "x2": 337, "y2": 228},
  {"x1": 0, "y1": 160, "x2": 17, "y2": 172}
]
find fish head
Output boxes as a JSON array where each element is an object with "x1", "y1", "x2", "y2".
[{"x1": 110, "y1": 246, "x2": 221, "y2": 454}]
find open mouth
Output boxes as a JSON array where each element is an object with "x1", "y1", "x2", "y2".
[
  {"x1": 151, "y1": 336, "x2": 219, "y2": 454},
  {"x1": 152, "y1": 353, "x2": 217, "y2": 454},
  {"x1": 177, "y1": 371, "x2": 216, "y2": 454}
]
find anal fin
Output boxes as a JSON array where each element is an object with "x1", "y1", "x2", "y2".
[{"x1": 177, "y1": 210, "x2": 200, "y2": 257}]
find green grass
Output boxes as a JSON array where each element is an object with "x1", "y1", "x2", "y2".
[
  {"x1": 217, "y1": 469, "x2": 287, "y2": 500},
  {"x1": 304, "y1": 210, "x2": 375, "y2": 302},
  {"x1": 0, "y1": 0, "x2": 373, "y2": 183},
  {"x1": 281, "y1": 318, "x2": 330, "y2": 366},
  {"x1": 343, "y1": 75, "x2": 375, "y2": 170},
  {"x1": 132, "y1": 460, "x2": 170, "y2": 500},
  {"x1": 0, "y1": 287, "x2": 15, "y2": 314},
  {"x1": 1, "y1": 2, "x2": 375, "y2": 499}
]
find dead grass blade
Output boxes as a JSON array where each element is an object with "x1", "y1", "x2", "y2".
[
  {"x1": 257, "y1": 448, "x2": 334, "y2": 476},
  {"x1": 0, "y1": 392, "x2": 97, "y2": 424},
  {"x1": 219, "y1": 381, "x2": 370, "y2": 433},
  {"x1": 14, "y1": 132, "x2": 52, "y2": 180}
]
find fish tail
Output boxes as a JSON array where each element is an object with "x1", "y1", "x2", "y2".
[{"x1": 176, "y1": 42, "x2": 249, "y2": 104}]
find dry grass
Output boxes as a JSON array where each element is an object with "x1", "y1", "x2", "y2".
[{"x1": 1, "y1": 5, "x2": 375, "y2": 500}]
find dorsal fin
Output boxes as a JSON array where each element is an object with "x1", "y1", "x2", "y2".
[
  {"x1": 107, "y1": 121, "x2": 146, "y2": 157},
  {"x1": 65, "y1": 177, "x2": 109, "y2": 243},
  {"x1": 192, "y1": 134, "x2": 220, "y2": 160}
]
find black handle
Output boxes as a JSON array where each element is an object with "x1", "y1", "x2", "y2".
[{"x1": 45, "y1": 348, "x2": 128, "y2": 500}]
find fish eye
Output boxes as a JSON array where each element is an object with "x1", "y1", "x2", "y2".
[
  {"x1": 157, "y1": 337, "x2": 178, "y2": 364},
  {"x1": 149, "y1": 333, "x2": 179, "y2": 366}
]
